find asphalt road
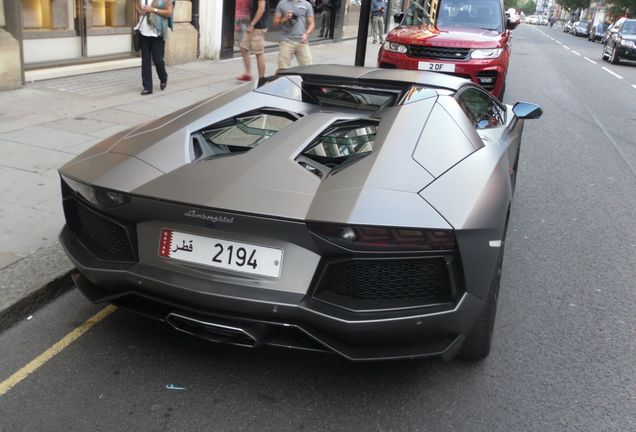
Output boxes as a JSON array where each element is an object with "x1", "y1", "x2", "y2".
[{"x1": 1, "y1": 25, "x2": 635, "y2": 432}]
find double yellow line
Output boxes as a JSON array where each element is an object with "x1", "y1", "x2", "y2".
[{"x1": 0, "y1": 305, "x2": 117, "y2": 397}]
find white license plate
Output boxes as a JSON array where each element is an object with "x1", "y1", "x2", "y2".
[
  {"x1": 418, "y1": 62, "x2": 456, "y2": 72},
  {"x1": 159, "y1": 229, "x2": 283, "y2": 278}
]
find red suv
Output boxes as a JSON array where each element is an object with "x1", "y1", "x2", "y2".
[{"x1": 378, "y1": 0, "x2": 517, "y2": 100}]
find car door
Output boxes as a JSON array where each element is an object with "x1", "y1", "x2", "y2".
[{"x1": 606, "y1": 18, "x2": 625, "y2": 52}]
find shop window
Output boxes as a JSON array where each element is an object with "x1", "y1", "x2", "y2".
[
  {"x1": 90, "y1": 0, "x2": 127, "y2": 28},
  {"x1": 22, "y1": 0, "x2": 72, "y2": 31},
  {"x1": 22, "y1": 0, "x2": 53, "y2": 29}
]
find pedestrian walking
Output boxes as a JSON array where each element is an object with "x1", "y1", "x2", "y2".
[
  {"x1": 273, "y1": 0, "x2": 315, "y2": 72},
  {"x1": 318, "y1": 0, "x2": 332, "y2": 38},
  {"x1": 135, "y1": 0, "x2": 175, "y2": 95},
  {"x1": 371, "y1": 0, "x2": 386, "y2": 44},
  {"x1": 237, "y1": 0, "x2": 269, "y2": 81}
]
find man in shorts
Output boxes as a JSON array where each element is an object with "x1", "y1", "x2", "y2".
[
  {"x1": 273, "y1": 0, "x2": 315, "y2": 72},
  {"x1": 237, "y1": 0, "x2": 268, "y2": 81}
]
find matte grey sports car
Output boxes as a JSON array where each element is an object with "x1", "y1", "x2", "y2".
[{"x1": 58, "y1": 65, "x2": 541, "y2": 361}]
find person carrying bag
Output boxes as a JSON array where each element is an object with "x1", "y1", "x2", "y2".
[
  {"x1": 134, "y1": 0, "x2": 175, "y2": 95},
  {"x1": 133, "y1": 15, "x2": 146, "y2": 52}
]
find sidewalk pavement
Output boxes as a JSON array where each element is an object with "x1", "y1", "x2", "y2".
[{"x1": 0, "y1": 38, "x2": 381, "y2": 331}]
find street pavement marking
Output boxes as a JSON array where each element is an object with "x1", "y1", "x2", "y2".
[
  {"x1": 0, "y1": 305, "x2": 117, "y2": 397},
  {"x1": 602, "y1": 67, "x2": 623, "y2": 79},
  {"x1": 540, "y1": 30, "x2": 636, "y2": 92}
]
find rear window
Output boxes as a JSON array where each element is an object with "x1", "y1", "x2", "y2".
[
  {"x1": 301, "y1": 83, "x2": 399, "y2": 111},
  {"x1": 256, "y1": 75, "x2": 404, "y2": 112}
]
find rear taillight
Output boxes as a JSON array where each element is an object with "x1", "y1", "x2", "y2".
[{"x1": 308, "y1": 223, "x2": 456, "y2": 251}]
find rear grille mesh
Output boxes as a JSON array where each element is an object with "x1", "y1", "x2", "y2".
[
  {"x1": 408, "y1": 45, "x2": 470, "y2": 60},
  {"x1": 66, "y1": 199, "x2": 135, "y2": 262},
  {"x1": 314, "y1": 258, "x2": 452, "y2": 310}
]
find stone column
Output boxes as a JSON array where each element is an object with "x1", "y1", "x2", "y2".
[
  {"x1": 165, "y1": 0, "x2": 198, "y2": 65},
  {"x1": 0, "y1": 0, "x2": 23, "y2": 90}
]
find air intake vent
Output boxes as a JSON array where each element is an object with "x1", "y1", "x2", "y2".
[
  {"x1": 190, "y1": 108, "x2": 300, "y2": 161},
  {"x1": 313, "y1": 257, "x2": 453, "y2": 311},
  {"x1": 296, "y1": 120, "x2": 377, "y2": 178},
  {"x1": 64, "y1": 199, "x2": 136, "y2": 262},
  {"x1": 477, "y1": 70, "x2": 498, "y2": 90}
]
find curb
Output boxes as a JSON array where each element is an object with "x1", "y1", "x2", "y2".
[
  {"x1": 0, "y1": 243, "x2": 75, "y2": 333},
  {"x1": 0, "y1": 271, "x2": 74, "y2": 333}
]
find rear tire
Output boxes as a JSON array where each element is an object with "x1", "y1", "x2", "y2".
[
  {"x1": 602, "y1": 44, "x2": 608, "y2": 61},
  {"x1": 459, "y1": 246, "x2": 504, "y2": 360}
]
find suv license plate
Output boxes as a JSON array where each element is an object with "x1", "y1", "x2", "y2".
[
  {"x1": 418, "y1": 62, "x2": 456, "y2": 72},
  {"x1": 159, "y1": 229, "x2": 283, "y2": 278}
]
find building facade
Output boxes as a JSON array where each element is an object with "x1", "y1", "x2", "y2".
[{"x1": 1, "y1": 0, "x2": 410, "y2": 88}]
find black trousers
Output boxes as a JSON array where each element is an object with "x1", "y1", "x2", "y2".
[{"x1": 140, "y1": 34, "x2": 167, "y2": 92}]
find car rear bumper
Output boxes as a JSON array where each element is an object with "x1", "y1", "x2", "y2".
[
  {"x1": 61, "y1": 225, "x2": 486, "y2": 361},
  {"x1": 378, "y1": 49, "x2": 507, "y2": 98}
]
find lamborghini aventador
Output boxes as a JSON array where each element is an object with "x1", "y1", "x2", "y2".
[{"x1": 58, "y1": 65, "x2": 542, "y2": 361}]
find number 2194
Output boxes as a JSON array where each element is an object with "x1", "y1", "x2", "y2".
[{"x1": 212, "y1": 243, "x2": 258, "y2": 269}]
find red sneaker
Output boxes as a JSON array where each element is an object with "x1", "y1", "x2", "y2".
[{"x1": 236, "y1": 74, "x2": 253, "y2": 81}]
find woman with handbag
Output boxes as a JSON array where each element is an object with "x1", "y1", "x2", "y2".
[{"x1": 135, "y1": 0, "x2": 175, "y2": 95}]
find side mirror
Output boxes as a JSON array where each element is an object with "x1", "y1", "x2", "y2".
[
  {"x1": 512, "y1": 102, "x2": 543, "y2": 119},
  {"x1": 393, "y1": 12, "x2": 404, "y2": 24},
  {"x1": 506, "y1": 20, "x2": 518, "y2": 30}
]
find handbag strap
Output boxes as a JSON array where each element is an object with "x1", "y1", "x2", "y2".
[{"x1": 135, "y1": 13, "x2": 146, "y2": 30}]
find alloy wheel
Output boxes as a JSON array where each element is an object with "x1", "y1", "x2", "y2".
[{"x1": 610, "y1": 46, "x2": 620, "y2": 64}]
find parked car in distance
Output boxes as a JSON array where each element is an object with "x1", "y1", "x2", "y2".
[
  {"x1": 588, "y1": 22, "x2": 607, "y2": 41},
  {"x1": 571, "y1": 21, "x2": 589, "y2": 37},
  {"x1": 538, "y1": 16, "x2": 548, "y2": 26},
  {"x1": 526, "y1": 15, "x2": 539, "y2": 25},
  {"x1": 602, "y1": 18, "x2": 636, "y2": 64},
  {"x1": 57, "y1": 65, "x2": 543, "y2": 361},
  {"x1": 601, "y1": 21, "x2": 617, "y2": 44},
  {"x1": 378, "y1": 0, "x2": 517, "y2": 100}
]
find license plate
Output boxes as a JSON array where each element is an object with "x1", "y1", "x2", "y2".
[
  {"x1": 418, "y1": 61, "x2": 456, "y2": 72},
  {"x1": 159, "y1": 229, "x2": 283, "y2": 278}
]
